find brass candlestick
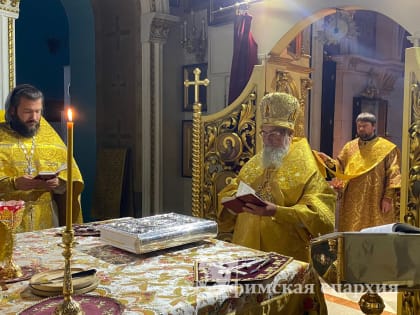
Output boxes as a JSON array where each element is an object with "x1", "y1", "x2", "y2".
[
  {"x1": 54, "y1": 229, "x2": 83, "y2": 315},
  {"x1": 0, "y1": 202, "x2": 25, "y2": 280},
  {"x1": 55, "y1": 108, "x2": 82, "y2": 314}
]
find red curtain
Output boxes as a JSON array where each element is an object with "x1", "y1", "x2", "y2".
[{"x1": 227, "y1": 13, "x2": 258, "y2": 105}]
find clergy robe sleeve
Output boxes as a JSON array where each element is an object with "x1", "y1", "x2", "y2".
[
  {"x1": 271, "y1": 171, "x2": 336, "y2": 238},
  {"x1": 217, "y1": 178, "x2": 240, "y2": 234},
  {"x1": 0, "y1": 177, "x2": 16, "y2": 194}
]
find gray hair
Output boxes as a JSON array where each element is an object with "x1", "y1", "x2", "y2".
[
  {"x1": 5, "y1": 84, "x2": 44, "y2": 123},
  {"x1": 356, "y1": 112, "x2": 376, "y2": 124}
]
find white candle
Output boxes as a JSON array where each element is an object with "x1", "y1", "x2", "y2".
[{"x1": 66, "y1": 108, "x2": 73, "y2": 231}]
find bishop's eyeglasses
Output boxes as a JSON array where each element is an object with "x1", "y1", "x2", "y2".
[{"x1": 259, "y1": 129, "x2": 288, "y2": 138}]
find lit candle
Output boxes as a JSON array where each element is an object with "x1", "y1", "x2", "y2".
[{"x1": 66, "y1": 108, "x2": 73, "y2": 231}]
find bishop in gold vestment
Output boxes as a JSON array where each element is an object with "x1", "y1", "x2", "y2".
[
  {"x1": 0, "y1": 85, "x2": 83, "y2": 232},
  {"x1": 218, "y1": 93, "x2": 335, "y2": 315},
  {"x1": 218, "y1": 137, "x2": 336, "y2": 262}
]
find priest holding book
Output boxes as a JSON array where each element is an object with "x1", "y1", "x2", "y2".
[
  {"x1": 0, "y1": 84, "x2": 84, "y2": 232},
  {"x1": 218, "y1": 92, "x2": 336, "y2": 262}
]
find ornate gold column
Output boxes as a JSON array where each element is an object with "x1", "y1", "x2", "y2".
[
  {"x1": 140, "y1": 12, "x2": 177, "y2": 215},
  {"x1": 398, "y1": 32, "x2": 420, "y2": 315},
  {"x1": 0, "y1": 0, "x2": 20, "y2": 107}
]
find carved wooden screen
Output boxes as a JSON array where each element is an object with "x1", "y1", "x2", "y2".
[{"x1": 190, "y1": 66, "x2": 265, "y2": 224}]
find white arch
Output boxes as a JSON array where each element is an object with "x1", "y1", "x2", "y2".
[{"x1": 249, "y1": 1, "x2": 420, "y2": 57}]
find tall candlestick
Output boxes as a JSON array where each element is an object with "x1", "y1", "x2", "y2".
[{"x1": 66, "y1": 108, "x2": 73, "y2": 231}]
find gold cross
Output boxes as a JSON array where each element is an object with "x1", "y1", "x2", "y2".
[{"x1": 184, "y1": 68, "x2": 210, "y2": 104}]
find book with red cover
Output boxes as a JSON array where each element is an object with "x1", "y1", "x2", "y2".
[
  {"x1": 34, "y1": 164, "x2": 67, "y2": 180},
  {"x1": 221, "y1": 181, "x2": 267, "y2": 214}
]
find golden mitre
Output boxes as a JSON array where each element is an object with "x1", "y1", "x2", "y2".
[{"x1": 260, "y1": 92, "x2": 300, "y2": 131}]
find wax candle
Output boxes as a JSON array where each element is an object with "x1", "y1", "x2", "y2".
[{"x1": 66, "y1": 108, "x2": 73, "y2": 231}]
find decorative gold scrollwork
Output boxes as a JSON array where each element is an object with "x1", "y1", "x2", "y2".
[{"x1": 200, "y1": 91, "x2": 258, "y2": 221}]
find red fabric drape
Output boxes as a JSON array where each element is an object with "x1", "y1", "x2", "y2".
[{"x1": 228, "y1": 13, "x2": 258, "y2": 105}]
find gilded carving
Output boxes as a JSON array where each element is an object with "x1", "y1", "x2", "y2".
[
  {"x1": 406, "y1": 75, "x2": 420, "y2": 227},
  {"x1": 273, "y1": 70, "x2": 311, "y2": 137},
  {"x1": 185, "y1": 68, "x2": 210, "y2": 218},
  {"x1": 0, "y1": 0, "x2": 20, "y2": 13},
  {"x1": 274, "y1": 70, "x2": 299, "y2": 97},
  {"x1": 198, "y1": 92, "x2": 258, "y2": 221},
  {"x1": 402, "y1": 291, "x2": 420, "y2": 315},
  {"x1": 8, "y1": 18, "x2": 14, "y2": 91}
]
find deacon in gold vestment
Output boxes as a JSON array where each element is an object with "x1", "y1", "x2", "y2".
[
  {"x1": 0, "y1": 84, "x2": 83, "y2": 232},
  {"x1": 318, "y1": 112, "x2": 401, "y2": 232}
]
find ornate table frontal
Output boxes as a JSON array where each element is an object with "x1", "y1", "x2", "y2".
[{"x1": 0, "y1": 223, "x2": 310, "y2": 315}]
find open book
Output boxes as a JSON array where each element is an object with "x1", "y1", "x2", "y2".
[
  {"x1": 34, "y1": 164, "x2": 67, "y2": 180},
  {"x1": 221, "y1": 181, "x2": 267, "y2": 214},
  {"x1": 360, "y1": 223, "x2": 420, "y2": 234}
]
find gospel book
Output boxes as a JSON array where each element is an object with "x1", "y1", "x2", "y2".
[
  {"x1": 221, "y1": 181, "x2": 267, "y2": 214},
  {"x1": 34, "y1": 164, "x2": 67, "y2": 180},
  {"x1": 360, "y1": 222, "x2": 420, "y2": 234}
]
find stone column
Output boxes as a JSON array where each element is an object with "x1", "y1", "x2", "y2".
[
  {"x1": 140, "y1": 12, "x2": 177, "y2": 216},
  {"x1": 0, "y1": 0, "x2": 19, "y2": 109}
]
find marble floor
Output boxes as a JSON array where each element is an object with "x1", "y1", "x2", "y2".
[{"x1": 322, "y1": 282, "x2": 398, "y2": 315}]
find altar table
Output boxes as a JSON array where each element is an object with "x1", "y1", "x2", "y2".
[{"x1": 0, "y1": 225, "x2": 313, "y2": 314}]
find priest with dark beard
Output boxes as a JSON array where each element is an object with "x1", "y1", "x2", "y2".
[
  {"x1": 217, "y1": 92, "x2": 335, "y2": 261},
  {"x1": 0, "y1": 84, "x2": 84, "y2": 232}
]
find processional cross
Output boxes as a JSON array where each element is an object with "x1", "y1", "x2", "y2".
[
  {"x1": 183, "y1": 67, "x2": 210, "y2": 218},
  {"x1": 184, "y1": 68, "x2": 210, "y2": 108}
]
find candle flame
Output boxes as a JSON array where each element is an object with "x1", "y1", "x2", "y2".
[{"x1": 67, "y1": 108, "x2": 73, "y2": 122}]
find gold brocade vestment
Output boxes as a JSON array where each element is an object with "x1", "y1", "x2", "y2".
[
  {"x1": 0, "y1": 111, "x2": 84, "y2": 233},
  {"x1": 218, "y1": 137, "x2": 336, "y2": 262},
  {"x1": 335, "y1": 137, "x2": 401, "y2": 231}
]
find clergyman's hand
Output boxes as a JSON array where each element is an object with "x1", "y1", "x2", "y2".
[
  {"x1": 381, "y1": 197, "x2": 393, "y2": 213},
  {"x1": 317, "y1": 152, "x2": 331, "y2": 163},
  {"x1": 243, "y1": 201, "x2": 277, "y2": 216},
  {"x1": 14, "y1": 175, "x2": 60, "y2": 191}
]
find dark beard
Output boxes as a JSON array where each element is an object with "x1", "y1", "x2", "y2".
[{"x1": 10, "y1": 116, "x2": 40, "y2": 137}]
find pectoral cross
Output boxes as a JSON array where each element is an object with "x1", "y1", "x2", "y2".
[
  {"x1": 184, "y1": 68, "x2": 210, "y2": 105},
  {"x1": 26, "y1": 163, "x2": 35, "y2": 175}
]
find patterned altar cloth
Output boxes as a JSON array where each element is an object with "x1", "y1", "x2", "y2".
[{"x1": 0, "y1": 225, "x2": 312, "y2": 314}]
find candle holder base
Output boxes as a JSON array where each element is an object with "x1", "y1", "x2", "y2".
[
  {"x1": 19, "y1": 294, "x2": 124, "y2": 315},
  {"x1": 0, "y1": 259, "x2": 23, "y2": 279},
  {"x1": 54, "y1": 297, "x2": 84, "y2": 315}
]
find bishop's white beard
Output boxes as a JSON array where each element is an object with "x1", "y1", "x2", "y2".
[{"x1": 262, "y1": 137, "x2": 291, "y2": 169}]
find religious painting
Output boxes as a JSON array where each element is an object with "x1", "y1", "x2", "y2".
[
  {"x1": 215, "y1": 133, "x2": 242, "y2": 162},
  {"x1": 183, "y1": 63, "x2": 208, "y2": 112},
  {"x1": 182, "y1": 120, "x2": 193, "y2": 177},
  {"x1": 352, "y1": 96, "x2": 388, "y2": 138}
]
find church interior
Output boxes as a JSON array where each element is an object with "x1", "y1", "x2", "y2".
[{"x1": 1, "y1": 0, "x2": 420, "y2": 314}]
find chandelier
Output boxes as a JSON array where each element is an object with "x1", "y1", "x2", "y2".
[{"x1": 180, "y1": 10, "x2": 207, "y2": 61}]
